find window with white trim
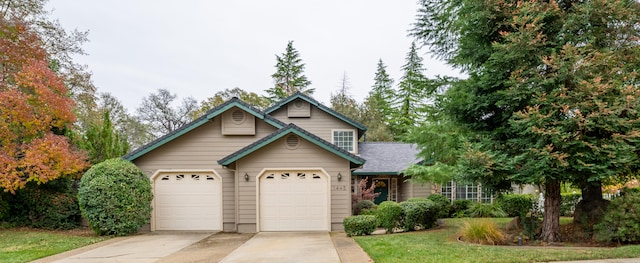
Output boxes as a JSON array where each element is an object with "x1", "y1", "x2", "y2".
[{"x1": 332, "y1": 129, "x2": 356, "y2": 153}]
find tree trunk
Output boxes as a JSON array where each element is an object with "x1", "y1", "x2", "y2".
[
  {"x1": 540, "y1": 178, "x2": 561, "y2": 242},
  {"x1": 574, "y1": 180, "x2": 609, "y2": 229}
]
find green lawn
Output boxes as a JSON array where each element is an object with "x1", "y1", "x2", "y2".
[
  {"x1": 355, "y1": 218, "x2": 640, "y2": 263},
  {"x1": 0, "y1": 228, "x2": 108, "y2": 263}
]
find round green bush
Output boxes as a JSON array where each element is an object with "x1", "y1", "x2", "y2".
[
  {"x1": 400, "y1": 201, "x2": 426, "y2": 231},
  {"x1": 451, "y1": 199, "x2": 472, "y2": 217},
  {"x1": 78, "y1": 158, "x2": 153, "y2": 236},
  {"x1": 343, "y1": 215, "x2": 377, "y2": 236},
  {"x1": 405, "y1": 198, "x2": 439, "y2": 229},
  {"x1": 495, "y1": 194, "x2": 533, "y2": 217},
  {"x1": 354, "y1": 200, "x2": 376, "y2": 215},
  {"x1": 427, "y1": 194, "x2": 451, "y2": 219},
  {"x1": 376, "y1": 201, "x2": 403, "y2": 233},
  {"x1": 594, "y1": 191, "x2": 640, "y2": 244}
]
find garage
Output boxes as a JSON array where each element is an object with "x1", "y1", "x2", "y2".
[
  {"x1": 259, "y1": 170, "x2": 329, "y2": 231},
  {"x1": 154, "y1": 172, "x2": 222, "y2": 231}
]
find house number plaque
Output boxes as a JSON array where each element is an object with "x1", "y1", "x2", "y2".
[{"x1": 332, "y1": 185, "x2": 347, "y2": 191}]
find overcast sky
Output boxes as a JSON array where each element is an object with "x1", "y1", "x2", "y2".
[{"x1": 47, "y1": 0, "x2": 462, "y2": 113}]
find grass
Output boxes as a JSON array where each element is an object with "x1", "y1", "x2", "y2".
[
  {"x1": 355, "y1": 218, "x2": 640, "y2": 263},
  {"x1": 0, "y1": 228, "x2": 109, "y2": 263},
  {"x1": 459, "y1": 219, "x2": 505, "y2": 245}
]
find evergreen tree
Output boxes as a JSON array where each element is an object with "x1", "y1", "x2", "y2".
[
  {"x1": 330, "y1": 73, "x2": 360, "y2": 121},
  {"x1": 266, "y1": 41, "x2": 313, "y2": 103},
  {"x1": 412, "y1": 0, "x2": 640, "y2": 242},
  {"x1": 79, "y1": 111, "x2": 130, "y2": 164},
  {"x1": 391, "y1": 42, "x2": 430, "y2": 139},
  {"x1": 360, "y1": 59, "x2": 394, "y2": 141}
]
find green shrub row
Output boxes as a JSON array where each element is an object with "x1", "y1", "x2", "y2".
[
  {"x1": 495, "y1": 194, "x2": 533, "y2": 217},
  {"x1": 343, "y1": 215, "x2": 377, "y2": 237}
]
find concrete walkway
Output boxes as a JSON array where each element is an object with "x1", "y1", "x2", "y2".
[
  {"x1": 219, "y1": 232, "x2": 341, "y2": 263},
  {"x1": 37, "y1": 233, "x2": 211, "y2": 263}
]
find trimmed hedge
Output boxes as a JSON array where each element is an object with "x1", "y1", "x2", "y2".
[
  {"x1": 427, "y1": 194, "x2": 451, "y2": 219},
  {"x1": 78, "y1": 158, "x2": 153, "y2": 236},
  {"x1": 495, "y1": 194, "x2": 533, "y2": 217},
  {"x1": 400, "y1": 198, "x2": 438, "y2": 231},
  {"x1": 354, "y1": 200, "x2": 376, "y2": 215},
  {"x1": 343, "y1": 215, "x2": 377, "y2": 236},
  {"x1": 595, "y1": 191, "x2": 640, "y2": 244},
  {"x1": 376, "y1": 201, "x2": 403, "y2": 233}
]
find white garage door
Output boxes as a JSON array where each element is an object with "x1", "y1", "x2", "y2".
[
  {"x1": 154, "y1": 173, "x2": 222, "y2": 231},
  {"x1": 259, "y1": 171, "x2": 329, "y2": 231}
]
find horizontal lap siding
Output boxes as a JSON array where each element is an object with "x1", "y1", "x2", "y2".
[
  {"x1": 270, "y1": 107, "x2": 356, "y2": 144},
  {"x1": 133, "y1": 117, "x2": 277, "y2": 230},
  {"x1": 236, "y1": 137, "x2": 351, "y2": 231}
]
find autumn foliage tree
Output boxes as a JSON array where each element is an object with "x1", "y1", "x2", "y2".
[{"x1": 0, "y1": 4, "x2": 88, "y2": 194}]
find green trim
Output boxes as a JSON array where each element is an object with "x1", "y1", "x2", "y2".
[
  {"x1": 125, "y1": 101, "x2": 283, "y2": 162},
  {"x1": 124, "y1": 118, "x2": 210, "y2": 161},
  {"x1": 352, "y1": 172, "x2": 400, "y2": 176},
  {"x1": 219, "y1": 128, "x2": 365, "y2": 166},
  {"x1": 265, "y1": 93, "x2": 366, "y2": 131}
]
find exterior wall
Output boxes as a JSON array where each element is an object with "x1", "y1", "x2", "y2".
[
  {"x1": 270, "y1": 106, "x2": 356, "y2": 146},
  {"x1": 398, "y1": 176, "x2": 432, "y2": 202},
  {"x1": 235, "y1": 136, "x2": 351, "y2": 232},
  {"x1": 132, "y1": 114, "x2": 278, "y2": 232}
]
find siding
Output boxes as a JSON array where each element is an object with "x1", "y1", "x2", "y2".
[
  {"x1": 270, "y1": 106, "x2": 356, "y2": 148},
  {"x1": 235, "y1": 136, "x2": 351, "y2": 232},
  {"x1": 133, "y1": 115, "x2": 278, "y2": 231},
  {"x1": 398, "y1": 176, "x2": 432, "y2": 201}
]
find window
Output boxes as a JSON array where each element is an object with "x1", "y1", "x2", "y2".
[
  {"x1": 332, "y1": 129, "x2": 355, "y2": 152},
  {"x1": 441, "y1": 181, "x2": 494, "y2": 203}
]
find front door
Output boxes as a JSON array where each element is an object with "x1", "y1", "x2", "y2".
[{"x1": 373, "y1": 179, "x2": 389, "y2": 204}]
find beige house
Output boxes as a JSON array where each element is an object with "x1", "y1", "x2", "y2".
[{"x1": 124, "y1": 93, "x2": 431, "y2": 233}]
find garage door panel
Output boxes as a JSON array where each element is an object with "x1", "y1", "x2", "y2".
[
  {"x1": 260, "y1": 170, "x2": 328, "y2": 231},
  {"x1": 154, "y1": 173, "x2": 222, "y2": 231}
]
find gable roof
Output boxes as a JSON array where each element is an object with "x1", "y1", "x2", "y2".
[
  {"x1": 218, "y1": 123, "x2": 365, "y2": 169},
  {"x1": 123, "y1": 98, "x2": 286, "y2": 161},
  {"x1": 353, "y1": 142, "x2": 422, "y2": 175},
  {"x1": 264, "y1": 92, "x2": 367, "y2": 136}
]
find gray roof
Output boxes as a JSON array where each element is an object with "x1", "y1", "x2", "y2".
[{"x1": 353, "y1": 142, "x2": 422, "y2": 175}]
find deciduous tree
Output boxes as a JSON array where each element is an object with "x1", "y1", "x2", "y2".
[
  {"x1": 193, "y1": 87, "x2": 270, "y2": 118},
  {"x1": 136, "y1": 88, "x2": 198, "y2": 138},
  {"x1": 330, "y1": 72, "x2": 360, "y2": 121}
]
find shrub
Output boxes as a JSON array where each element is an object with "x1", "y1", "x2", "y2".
[
  {"x1": 594, "y1": 191, "x2": 640, "y2": 244},
  {"x1": 354, "y1": 200, "x2": 377, "y2": 215},
  {"x1": 78, "y1": 158, "x2": 153, "y2": 236},
  {"x1": 427, "y1": 194, "x2": 451, "y2": 219},
  {"x1": 451, "y1": 199, "x2": 472, "y2": 217},
  {"x1": 495, "y1": 194, "x2": 533, "y2": 217},
  {"x1": 399, "y1": 201, "x2": 425, "y2": 231},
  {"x1": 376, "y1": 201, "x2": 403, "y2": 233},
  {"x1": 459, "y1": 219, "x2": 505, "y2": 245},
  {"x1": 560, "y1": 193, "x2": 581, "y2": 216},
  {"x1": 343, "y1": 215, "x2": 378, "y2": 236},
  {"x1": 0, "y1": 194, "x2": 9, "y2": 221},
  {"x1": 4, "y1": 179, "x2": 81, "y2": 229},
  {"x1": 352, "y1": 177, "x2": 380, "y2": 211},
  {"x1": 467, "y1": 203, "x2": 507, "y2": 218},
  {"x1": 406, "y1": 198, "x2": 439, "y2": 229}
]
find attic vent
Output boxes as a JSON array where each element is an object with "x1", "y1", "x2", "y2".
[
  {"x1": 285, "y1": 135, "x2": 299, "y2": 149},
  {"x1": 231, "y1": 110, "x2": 245, "y2": 124},
  {"x1": 293, "y1": 100, "x2": 304, "y2": 109}
]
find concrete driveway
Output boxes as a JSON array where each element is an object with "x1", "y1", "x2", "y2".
[
  {"x1": 220, "y1": 232, "x2": 340, "y2": 263},
  {"x1": 35, "y1": 233, "x2": 211, "y2": 263}
]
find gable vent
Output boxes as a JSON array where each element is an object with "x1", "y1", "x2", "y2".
[
  {"x1": 231, "y1": 110, "x2": 245, "y2": 124},
  {"x1": 285, "y1": 135, "x2": 299, "y2": 149}
]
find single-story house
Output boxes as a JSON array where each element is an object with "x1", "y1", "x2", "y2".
[{"x1": 123, "y1": 92, "x2": 494, "y2": 233}]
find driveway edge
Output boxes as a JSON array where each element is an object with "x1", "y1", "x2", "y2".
[
  {"x1": 29, "y1": 236, "x2": 131, "y2": 263},
  {"x1": 330, "y1": 232, "x2": 373, "y2": 263}
]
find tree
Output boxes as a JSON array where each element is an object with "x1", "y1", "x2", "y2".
[
  {"x1": 330, "y1": 72, "x2": 360, "y2": 121},
  {"x1": 78, "y1": 111, "x2": 130, "y2": 164},
  {"x1": 360, "y1": 59, "x2": 394, "y2": 141},
  {"x1": 266, "y1": 41, "x2": 313, "y2": 102},
  {"x1": 0, "y1": 3, "x2": 88, "y2": 194},
  {"x1": 193, "y1": 87, "x2": 270, "y2": 118},
  {"x1": 95, "y1": 92, "x2": 151, "y2": 149},
  {"x1": 390, "y1": 42, "x2": 431, "y2": 139},
  {"x1": 412, "y1": 0, "x2": 640, "y2": 242},
  {"x1": 136, "y1": 88, "x2": 198, "y2": 138}
]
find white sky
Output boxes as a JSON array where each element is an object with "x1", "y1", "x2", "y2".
[{"x1": 47, "y1": 0, "x2": 462, "y2": 113}]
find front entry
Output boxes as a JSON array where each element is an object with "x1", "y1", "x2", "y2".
[
  {"x1": 258, "y1": 170, "x2": 329, "y2": 231},
  {"x1": 373, "y1": 179, "x2": 389, "y2": 204}
]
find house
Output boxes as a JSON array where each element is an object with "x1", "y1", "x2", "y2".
[{"x1": 123, "y1": 92, "x2": 433, "y2": 233}]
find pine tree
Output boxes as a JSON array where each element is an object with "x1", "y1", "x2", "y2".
[
  {"x1": 266, "y1": 41, "x2": 313, "y2": 103},
  {"x1": 360, "y1": 59, "x2": 394, "y2": 141},
  {"x1": 391, "y1": 42, "x2": 430, "y2": 139},
  {"x1": 79, "y1": 111, "x2": 130, "y2": 164}
]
